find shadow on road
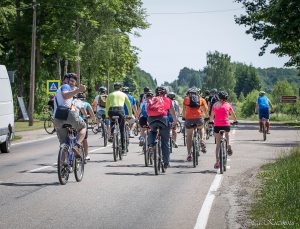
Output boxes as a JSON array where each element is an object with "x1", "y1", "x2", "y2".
[
  {"x1": 106, "y1": 164, "x2": 145, "y2": 168},
  {"x1": 0, "y1": 181, "x2": 59, "y2": 187},
  {"x1": 88, "y1": 159, "x2": 115, "y2": 163},
  {"x1": 105, "y1": 172, "x2": 155, "y2": 176},
  {"x1": 175, "y1": 169, "x2": 217, "y2": 175}
]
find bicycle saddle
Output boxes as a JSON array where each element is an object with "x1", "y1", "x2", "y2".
[{"x1": 62, "y1": 124, "x2": 72, "y2": 128}]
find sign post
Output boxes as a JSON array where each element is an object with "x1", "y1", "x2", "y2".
[
  {"x1": 17, "y1": 97, "x2": 29, "y2": 121},
  {"x1": 279, "y1": 95, "x2": 298, "y2": 103},
  {"x1": 47, "y1": 80, "x2": 60, "y2": 95}
]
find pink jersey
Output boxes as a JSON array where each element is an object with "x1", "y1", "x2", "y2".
[
  {"x1": 212, "y1": 101, "x2": 233, "y2": 126},
  {"x1": 163, "y1": 97, "x2": 172, "y2": 116}
]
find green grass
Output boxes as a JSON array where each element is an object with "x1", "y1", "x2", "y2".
[
  {"x1": 15, "y1": 120, "x2": 44, "y2": 132},
  {"x1": 250, "y1": 147, "x2": 300, "y2": 228},
  {"x1": 12, "y1": 135, "x2": 22, "y2": 141}
]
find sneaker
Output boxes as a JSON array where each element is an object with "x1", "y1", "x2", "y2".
[
  {"x1": 85, "y1": 155, "x2": 91, "y2": 161},
  {"x1": 139, "y1": 137, "x2": 145, "y2": 146},
  {"x1": 187, "y1": 154, "x2": 192, "y2": 162},
  {"x1": 214, "y1": 161, "x2": 220, "y2": 169},
  {"x1": 163, "y1": 162, "x2": 169, "y2": 170},
  {"x1": 122, "y1": 149, "x2": 127, "y2": 156},
  {"x1": 227, "y1": 145, "x2": 233, "y2": 156},
  {"x1": 72, "y1": 144, "x2": 82, "y2": 158},
  {"x1": 172, "y1": 140, "x2": 178, "y2": 148},
  {"x1": 200, "y1": 140, "x2": 207, "y2": 153},
  {"x1": 108, "y1": 136, "x2": 113, "y2": 143},
  {"x1": 129, "y1": 131, "x2": 135, "y2": 138}
]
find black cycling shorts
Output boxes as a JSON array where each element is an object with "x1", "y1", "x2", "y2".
[
  {"x1": 214, "y1": 126, "x2": 230, "y2": 133},
  {"x1": 139, "y1": 117, "x2": 148, "y2": 128}
]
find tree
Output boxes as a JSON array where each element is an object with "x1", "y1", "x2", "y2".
[
  {"x1": 235, "y1": 0, "x2": 300, "y2": 69},
  {"x1": 234, "y1": 63, "x2": 262, "y2": 97},
  {"x1": 203, "y1": 51, "x2": 236, "y2": 94}
]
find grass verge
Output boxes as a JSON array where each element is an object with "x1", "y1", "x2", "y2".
[
  {"x1": 15, "y1": 120, "x2": 44, "y2": 132},
  {"x1": 250, "y1": 147, "x2": 300, "y2": 228}
]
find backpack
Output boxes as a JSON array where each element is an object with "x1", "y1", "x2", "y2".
[
  {"x1": 98, "y1": 94, "x2": 107, "y2": 107},
  {"x1": 147, "y1": 96, "x2": 166, "y2": 117},
  {"x1": 189, "y1": 94, "x2": 200, "y2": 108}
]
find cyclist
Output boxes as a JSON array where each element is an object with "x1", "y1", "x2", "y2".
[
  {"x1": 167, "y1": 92, "x2": 180, "y2": 148},
  {"x1": 76, "y1": 93, "x2": 97, "y2": 161},
  {"x1": 53, "y1": 73, "x2": 86, "y2": 157},
  {"x1": 137, "y1": 90, "x2": 153, "y2": 146},
  {"x1": 122, "y1": 86, "x2": 138, "y2": 138},
  {"x1": 208, "y1": 88, "x2": 218, "y2": 116},
  {"x1": 209, "y1": 91, "x2": 238, "y2": 169},
  {"x1": 255, "y1": 91, "x2": 274, "y2": 134},
  {"x1": 105, "y1": 82, "x2": 132, "y2": 155},
  {"x1": 204, "y1": 90, "x2": 210, "y2": 105},
  {"x1": 147, "y1": 86, "x2": 177, "y2": 169},
  {"x1": 139, "y1": 87, "x2": 150, "y2": 105},
  {"x1": 182, "y1": 88, "x2": 208, "y2": 161}
]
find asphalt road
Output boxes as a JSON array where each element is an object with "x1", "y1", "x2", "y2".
[{"x1": 0, "y1": 122, "x2": 299, "y2": 229}]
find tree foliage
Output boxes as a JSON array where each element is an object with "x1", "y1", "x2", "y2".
[{"x1": 235, "y1": 0, "x2": 300, "y2": 69}]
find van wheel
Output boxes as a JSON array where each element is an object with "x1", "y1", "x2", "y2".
[{"x1": 0, "y1": 134, "x2": 11, "y2": 153}]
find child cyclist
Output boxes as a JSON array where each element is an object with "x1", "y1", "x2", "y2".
[{"x1": 209, "y1": 91, "x2": 238, "y2": 169}]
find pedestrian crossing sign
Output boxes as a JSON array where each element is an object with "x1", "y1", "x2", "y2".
[{"x1": 47, "y1": 80, "x2": 61, "y2": 94}]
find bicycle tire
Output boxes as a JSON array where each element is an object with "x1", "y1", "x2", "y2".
[
  {"x1": 92, "y1": 122, "x2": 100, "y2": 134},
  {"x1": 223, "y1": 139, "x2": 228, "y2": 172},
  {"x1": 125, "y1": 124, "x2": 130, "y2": 153},
  {"x1": 118, "y1": 133, "x2": 123, "y2": 160},
  {"x1": 176, "y1": 122, "x2": 182, "y2": 133},
  {"x1": 183, "y1": 127, "x2": 186, "y2": 146},
  {"x1": 113, "y1": 133, "x2": 118, "y2": 162},
  {"x1": 169, "y1": 137, "x2": 173, "y2": 154},
  {"x1": 263, "y1": 123, "x2": 267, "y2": 141},
  {"x1": 134, "y1": 123, "x2": 139, "y2": 136},
  {"x1": 57, "y1": 144, "x2": 69, "y2": 185},
  {"x1": 74, "y1": 146, "x2": 84, "y2": 182},
  {"x1": 206, "y1": 127, "x2": 210, "y2": 140},
  {"x1": 153, "y1": 145, "x2": 159, "y2": 175},
  {"x1": 159, "y1": 141, "x2": 165, "y2": 173},
  {"x1": 192, "y1": 140, "x2": 197, "y2": 168},
  {"x1": 102, "y1": 122, "x2": 108, "y2": 147},
  {"x1": 44, "y1": 118, "x2": 55, "y2": 134},
  {"x1": 219, "y1": 141, "x2": 224, "y2": 174}
]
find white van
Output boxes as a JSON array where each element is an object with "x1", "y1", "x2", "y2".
[{"x1": 0, "y1": 65, "x2": 14, "y2": 153}]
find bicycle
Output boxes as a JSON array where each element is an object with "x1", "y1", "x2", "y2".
[
  {"x1": 43, "y1": 106, "x2": 56, "y2": 134},
  {"x1": 204, "y1": 118, "x2": 213, "y2": 140},
  {"x1": 190, "y1": 124, "x2": 201, "y2": 168},
  {"x1": 261, "y1": 117, "x2": 267, "y2": 141},
  {"x1": 218, "y1": 129, "x2": 227, "y2": 174},
  {"x1": 124, "y1": 117, "x2": 130, "y2": 153},
  {"x1": 142, "y1": 125, "x2": 152, "y2": 167},
  {"x1": 111, "y1": 116, "x2": 123, "y2": 162},
  {"x1": 148, "y1": 121, "x2": 166, "y2": 175},
  {"x1": 57, "y1": 124, "x2": 84, "y2": 185},
  {"x1": 133, "y1": 119, "x2": 140, "y2": 136}
]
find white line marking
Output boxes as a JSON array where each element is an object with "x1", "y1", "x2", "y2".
[
  {"x1": 89, "y1": 144, "x2": 111, "y2": 153},
  {"x1": 227, "y1": 158, "x2": 231, "y2": 161},
  {"x1": 12, "y1": 135, "x2": 56, "y2": 146},
  {"x1": 28, "y1": 166, "x2": 52, "y2": 173},
  {"x1": 226, "y1": 165, "x2": 231, "y2": 169},
  {"x1": 194, "y1": 174, "x2": 223, "y2": 229}
]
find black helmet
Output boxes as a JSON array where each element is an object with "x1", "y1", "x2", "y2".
[
  {"x1": 64, "y1": 73, "x2": 77, "y2": 81},
  {"x1": 205, "y1": 90, "x2": 210, "y2": 96},
  {"x1": 168, "y1": 92, "x2": 176, "y2": 100},
  {"x1": 144, "y1": 87, "x2": 150, "y2": 93},
  {"x1": 259, "y1": 91, "x2": 266, "y2": 96},
  {"x1": 98, "y1": 86, "x2": 107, "y2": 93},
  {"x1": 155, "y1": 86, "x2": 167, "y2": 96},
  {"x1": 113, "y1": 82, "x2": 122, "y2": 90},
  {"x1": 146, "y1": 90, "x2": 154, "y2": 98},
  {"x1": 218, "y1": 91, "x2": 228, "y2": 100},
  {"x1": 187, "y1": 88, "x2": 197, "y2": 94},
  {"x1": 122, "y1": 86, "x2": 129, "y2": 93},
  {"x1": 210, "y1": 88, "x2": 217, "y2": 94}
]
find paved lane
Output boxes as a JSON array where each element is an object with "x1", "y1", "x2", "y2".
[{"x1": 0, "y1": 123, "x2": 298, "y2": 229}]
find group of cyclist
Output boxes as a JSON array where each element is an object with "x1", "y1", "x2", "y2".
[{"x1": 52, "y1": 72, "x2": 274, "y2": 170}]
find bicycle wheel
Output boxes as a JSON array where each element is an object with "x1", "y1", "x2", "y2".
[
  {"x1": 113, "y1": 133, "x2": 118, "y2": 161},
  {"x1": 101, "y1": 122, "x2": 108, "y2": 147},
  {"x1": 92, "y1": 122, "x2": 100, "y2": 134},
  {"x1": 125, "y1": 124, "x2": 130, "y2": 153},
  {"x1": 158, "y1": 141, "x2": 165, "y2": 173},
  {"x1": 118, "y1": 133, "x2": 123, "y2": 160},
  {"x1": 57, "y1": 144, "x2": 69, "y2": 185},
  {"x1": 206, "y1": 126, "x2": 210, "y2": 140},
  {"x1": 219, "y1": 141, "x2": 224, "y2": 174},
  {"x1": 262, "y1": 123, "x2": 267, "y2": 141},
  {"x1": 74, "y1": 146, "x2": 84, "y2": 182},
  {"x1": 176, "y1": 122, "x2": 182, "y2": 133},
  {"x1": 223, "y1": 139, "x2": 228, "y2": 172},
  {"x1": 134, "y1": 123, "x2": 139, "y2": 136},
  {"x1": 183, "y1": 127, "x2": 186, "y2": 146},
  {"x1": 169, "y1": 137, "x2": 173, "y2": 154},
  {"x1": 153, "y1": 144, "x2": 159, "y2": 175},
  {"x1": 44, "y1": 118, "x2": 55, "y2": 134}
]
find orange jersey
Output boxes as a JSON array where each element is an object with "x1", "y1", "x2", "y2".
[{"x1": 183, "y1": 96, "x2": 208, "y2": 119}]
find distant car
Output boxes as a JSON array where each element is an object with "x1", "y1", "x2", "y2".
[{"x1": 0, "y1": 65, "x2": 14, "y2": 153}]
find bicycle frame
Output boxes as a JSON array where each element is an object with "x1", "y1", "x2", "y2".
[{"x1": 219, "y1": 130, "x2": 228, "y2": 174}]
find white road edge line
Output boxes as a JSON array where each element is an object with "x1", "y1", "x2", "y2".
[
  {"x1": 12, "y1": 135, "x2": 56, "y2": 146},
  {"x1": 194, "y1": 174, "x2": 223, "y2": 229},
  {"x1": 89, "y1": 144, "x2": 111, "y2": 153}
]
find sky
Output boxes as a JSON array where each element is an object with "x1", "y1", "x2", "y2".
[{"x1": 130, "y1": 0, "x2": 289, "y2": 85}]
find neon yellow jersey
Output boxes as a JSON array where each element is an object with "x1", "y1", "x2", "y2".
[{"x1": 105, "y1": 90, "x2": 132, "y2": 117}]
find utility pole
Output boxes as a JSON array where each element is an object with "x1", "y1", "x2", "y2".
[
  {"x1": 28, "y1": 0, "x2": 37, "y2": 126},
  {"x1": 76, "y1": 18, "x2": 80, "y2": 84}
]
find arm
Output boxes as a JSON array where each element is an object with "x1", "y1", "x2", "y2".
[
  {"x1": 125, "y1": 96, "x2": 132, "y2": 117},
  {"x1": 80, "y1": 107, "x2": 88, "y2": 117},
  {"x1": 62, "y1": 84, "x2": 85, "y2": 100},
  {"x1": 268, "y1": 99, "x2": 274, "y2": 111},
  {"x1": 88, "y1": 106, "x2": 97, "y2": 122},
  {"x1": 105, "y1": 95, "x2": 110, "y2": 117},
  {"x1": 229, "y1": 108, "x2": 237, "y2": 122},
  {"x1": 132, "y1": 104, "x2": 138, "y2": 117},
  {"x1": 209, "y1": 110, "x2": 215, "y2": 122},
  {"x1": 169, "y1": 104, "x2": 177, "y2": 125},
  {"x1": 202, "y1": 100, "x2": 209, "y2": 117}
]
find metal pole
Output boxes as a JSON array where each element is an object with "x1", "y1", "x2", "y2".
[
  {"x1": 76, "y1": 18, "x2": 80, "y2": 84},
  {"x1": 28, "y1": 0, "x2": 36, "y2": 126}
]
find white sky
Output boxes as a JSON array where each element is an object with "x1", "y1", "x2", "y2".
[{"x1": 130, "y1": 0, "x2": 289, "y2": 85}]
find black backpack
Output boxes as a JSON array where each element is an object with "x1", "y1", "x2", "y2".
[{"x1": 189, "y1": 94, "x2": 200, "y2": 108}]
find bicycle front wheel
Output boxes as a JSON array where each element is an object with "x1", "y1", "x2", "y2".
[
  {"x1": 101, "y1": 122, "x2": 108, "y2": 147},
  {"x1": 262, "y1": 123, "x2": 267, "y2": 141},
  {"x1": 44, "y1": 118, "x2": 55, "y2": 134},
  {"x1": 153, "y1": 145, "x2": 159, "y2": 175},
  {"x1": 74, "y1": 146, "x2": 84, "y2": 182},
  {"x1": 192, "y1": 140, "x2": 197, "y2": 168},
  {"x1": 113, "y1": 133, "x2": 118, "y2": 162},
  {"x1": 57, "y1": 144, "x2": 69, "y2": 185},
  {"x1": 219, "y1": 141, "x2": 225, "y2": 174}
]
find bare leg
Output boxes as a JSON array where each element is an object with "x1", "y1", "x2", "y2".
[
  {"x1": 83, "y1": 139, "x2": 88, "y2": 156},
  {"x1": 77, "y1": 128, "x2": 86, "y2": 144},
  {"x1": 214, "y1": 133, "x2": 221, "y2": 161},
  {"x1": 186, "y1": 128, "x2": 193, "y2": 155}
]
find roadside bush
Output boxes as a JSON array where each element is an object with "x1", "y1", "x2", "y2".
[{"x1": 240, "y1": 90, "x2": 259, "y2": 117}]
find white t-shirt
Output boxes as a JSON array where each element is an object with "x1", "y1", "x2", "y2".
[{"x1": 54, "y1": 84, "x2": 73, "y2": 114}]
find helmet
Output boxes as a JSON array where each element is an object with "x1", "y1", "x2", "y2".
[
  {"x1": 197, "y1": 88, "x2": 201, "y2": 95},
  {"x1": 167, "y1": 92, "x2": 176, "y2": 100},
  {"x1": 146, "y1": 90, "x2": 154, "y2": 98},
  {"x1": 259, "y1": 91, "x2": 266, "y2": 96},
  {"x1": 187, "y1": 88, "x2": 197, "y2": 94},
  {"x1": 113, "y1": 82, "x2": 122, "y2": 90},
  {"x1": 98, "y1": 86, "x2": 107, "y2": 93},
  {"x1": 205, "y1": 90, "x2": 210, "y2": 96},
  {"x1": 210, "y1": 88, "x2": 217, "y2": 94},
  {"x1": 218, "y1": 91, "x2": 228, "y2": 100},
  {"x1": 122, "y1": 86, "x2": 129, "y2": 93},
  {"x1": 76, "y1": 93, "x2": 86, "y2": 100},
  {"x1": 49, "y1": 94, "x2": 55, "y2": 99},
  {"x1": 155, "y1": 86, "x2": 167, "y2": 96},
  {"x1": 144, "y1": 87, "x2": 150, "y2": 93},
  {"x1": 64, "y1": 73, "x2": 77, "y2": 80}
]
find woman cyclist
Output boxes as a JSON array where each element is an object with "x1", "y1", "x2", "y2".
[{"x1": 209, "y1": 91, "x2": 237, "y2": 169}]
